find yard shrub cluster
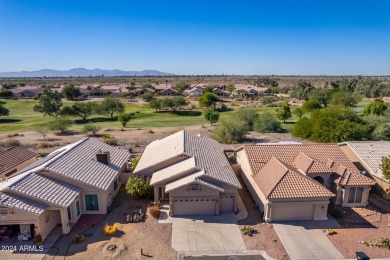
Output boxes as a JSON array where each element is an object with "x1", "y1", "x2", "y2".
[
  {"x1": 149, "y1": 205, "x2": 160, "y2": 219},
  {"x1": 104, "y1": 223, "x2": 118, "y2": 236},
  {"x1": 241, "y1": 225, "x2": 255, "y2": 236}
]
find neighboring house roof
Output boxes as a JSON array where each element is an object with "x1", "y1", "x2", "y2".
[
  {"x1": 9, "y1": 86, "x2": 42, "y2": 95},
  {"x1": 135, "y1": 130, "x2": 241, "y2": 188},
  {"x1": 238, "y1": 144, "x2": 374, "y2": 186},
  {"x1": 253, "y1": 157, "x2": 334, "y2": 199},
  {"x1": 0, "y1": 147, "x2": 37, "y2": 176},
  {"x1": 44, "y1": 138, "x2": 129, "y2": 190},
  {"x1": 382, "y1": 97, "x2": 390, "y2": 103},
  {"x1": 0, "y1": 192, "x2": 48, "y2": 215},
  {"x1": 6, "y1": 173, "x2": 81, "y2": 207},
  {"x1": 160, "y1": 88, "x2": 179, "y2": 94},
  {"x1": 150, "y1": 157, "x2": 197, "y2": 185},
  {"x1": 340, "y1": 141, "x2": 390, "y2": 182},
  {"x1": 153, "y1": 84, "x2": 172, "y2": 90},
  {"x1": 233, "y1": 85, "x2": 271, "y2": 93}
]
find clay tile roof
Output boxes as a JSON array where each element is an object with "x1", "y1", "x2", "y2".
[
  {"x1": 0, "y1": 147, "x2": 37, "y2": 176},
  {"x1": 293, "y1": 151, "x2": 314, "y2": 172},
  {"x1": 239, "y1": 144, "x2": 374, "y2": 186},
  {"x1": 253, "y1": 157, "x2": 334, "y2": 199}
]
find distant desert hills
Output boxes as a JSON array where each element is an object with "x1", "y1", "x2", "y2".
[{"x1": 0, "y1": 68, "x2": 174, "y2": 77}]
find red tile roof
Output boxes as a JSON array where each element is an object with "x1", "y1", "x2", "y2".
[
  {"x1": 0, "y1": 147, "x2": 37, "y2": 176},
  {"x1": 253, "y1": 157, "x2": 334, "y2": 199},
  {"x1": 238, "y1": 144, "x2": 374, "y2": 186}
]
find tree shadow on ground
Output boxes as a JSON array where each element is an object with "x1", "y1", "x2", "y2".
[{"x1": 0, "y1": 118, "x2": 21, "y2": 124}]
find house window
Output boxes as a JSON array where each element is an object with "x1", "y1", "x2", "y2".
[
  {"x1": 189, "y1": 184, "x2": 200, "y2": 191},
  {"x1": 67, "y1": 206, "x2": 72, "y2": 221},
  {"x1": 76, "y1": 201, "x2": 81, "y2": 217},
  {"x1": 114, "y1": 179, "x2": 118, "y2": 191},
  {"x1": 0, "y1": 208, "x2": 9, "y2": 215},
  {"x1": 348, "y1": 187, "x2": 364, "y2": 203},
  {"x1": 85, "y1": 194, "x2": 99, "y2": 211}
]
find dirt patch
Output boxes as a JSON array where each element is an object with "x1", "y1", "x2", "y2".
[
  {"x1": 237, "y1": 176, "x2": 289, "y2": 260},
  {"x1": 44, "y1": 187, "x2": 176, "y2": 260},
  {"x1": 0, "y1": 126, "x2": 297, "y2": 155},
  {"x1": 327, "y1": 204, "x2": 390, "y2": 259}
]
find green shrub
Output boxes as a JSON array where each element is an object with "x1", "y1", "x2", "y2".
[
  {"x1": 328, "y1": 205, "x2": 344, "y2": 218},
  {"x1": 254, "y1": 113, "x2": 282, "y2": 133}
]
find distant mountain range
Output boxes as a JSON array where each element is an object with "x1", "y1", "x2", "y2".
[{"x1": 0, "y1": 68, "x2": 174, "y2": 77}]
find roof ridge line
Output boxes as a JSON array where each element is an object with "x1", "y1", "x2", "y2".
[
  {"x1": 266, "y1": 158, "x2": 290, "y2": 198},
  {"x1": 44, "y1": 138, "x2": 90, "y2": 168}
]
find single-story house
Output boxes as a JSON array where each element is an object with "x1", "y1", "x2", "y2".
[
  {"x1": 10, "y1": 86, "x2": 42, "y2": 98},
  {"x1": 133, "y1": 130, "x2": 241, "y2": 216},
  {"x1": 339, "y1": 141, "x2": 390, "y2": 191},
  {"x1": 212, "y1": 88, "x2": 230, "y2": 97},
  {"x1": 183, "y1": 87, "x2": 203, "y2": 97},
  {"x1": 159, "y1": 88, "x2": 179, "y2": 96},
  {"x1": 0, "y1": 138, "x2": 129, "y2": 242},
  {"x1": 0, "y1": 147, "x2": 38, "y2": 179},
  {"x1": 382, "y1": 97, "x2": 390, "y2": 103},
  {"x1": 236, "y1": 144, "x2": 375, "y2": 222},
  {"x1": 231, "y1": 85, "x2": 272, "y2": 97}
]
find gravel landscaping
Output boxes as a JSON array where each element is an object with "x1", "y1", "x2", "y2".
[
  {"x1": 237, "y1": 176, "x2": 289, "y2": 260},
  {"x1": 43, "y1": 187, "x2": 176, "y2": 260},
  {"x1": 327, "y1": 203, "x2": 390, "y2": 259}
]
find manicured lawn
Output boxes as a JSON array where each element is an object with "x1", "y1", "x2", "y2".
[
  {"x1": 0, "y1": 100, "x2": 299, "y2": 134},
  {"x1": 0, "y1": 100, "x2": 209, "y2": 133}
]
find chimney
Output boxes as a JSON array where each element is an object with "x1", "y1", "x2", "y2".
[{"x1": 96, "y1": 151, "x2": 110, "y2": 165}]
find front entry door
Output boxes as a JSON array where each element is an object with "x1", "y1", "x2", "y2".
[{"x1": 159, "y1": 187, "x2": 169, "y2": 201}]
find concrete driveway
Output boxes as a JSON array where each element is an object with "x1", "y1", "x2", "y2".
[
  {"x1": 171, "y1": 213, "x2": 246, "y2": 252},
  {"x1": 273, "y1": 217, "x2": 344, "y2": 260}
]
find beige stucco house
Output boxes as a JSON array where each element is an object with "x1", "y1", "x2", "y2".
[
  {"x1": 0, "y1": 138, "x2": 129, "y2": 242},
  {"x1": 133, "y1": 130, "x2": 241, "y2": 216},
  {"x1": 236, "y1": 144, "x2": 375, "y2": 222},
  {"x1": 0, "y1": 147, "x2": 38, "y2": 179},
  {"x1": 339, "y1": 141, "x2": 390, "y2": 191}
]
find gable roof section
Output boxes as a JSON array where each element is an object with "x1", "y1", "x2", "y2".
[
  {"x1": 0, "y1": 192, "x2": 48, "y2": 215},
  {"x1": 135, "y1": 130, "x2": 240, "y2": 188},
  {"x1": 150, "y1": 157, "x2": 197, "y2": 185},
  {"x1": 134, "y1": 131, "x2": 185, "y2": 173},
  {"x1": 6, "y1": 173, "x2": 81, "y2": 207},
  {"x1": 44, "y1": 138, "x2": 129, "y2": 190},
  {"x1": 165, "y1": 171, "x2": 225, "y2": 192},
  {"x1": 239, "y1": 143, "x2": 373, "y2": 186},
  {"x1": 0, "y1": 147, "x2": 37, "y2": 175},
  {"x1": 342, "y1": 141, "x2": 390, "y2": 182},
  {"x1": 253, "y1": 157, "x2": 334, "y2": 199}
]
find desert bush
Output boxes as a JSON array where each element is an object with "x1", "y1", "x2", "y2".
[
  {"x1": 82, "y1": 123, "x2": 101, "y2": 135},
  {"x1": 102, "y1": 134, "x2": 118, "y2": 145},
  {"x1": 328, "y1": 205, "x2": 344, "y2": 218},
  {"x1": 149, "y1": 205, "x2": 160, "y2": 219},
  {"x1": 104, "y1": 224, "x2": 118, "y2": 236},
  {"x1": 49, "y1": 117, "x2": 73, "y2": 134},
  {"x1": 36, "y1": 142, "x2": 51, "y2": 149},
  {"x1": 39, "y1": 152, "x2": 50, "y2": 157},
  {"x1": 2, "y1": 138, "x2": 21, "y2": 147},
  {"x1": 72, "y1": 234, "x2": 86, "y2": 243},
  {"x1": 241, "y1": 225, "x2": 254, "y2": 236},
  {"x1": 254, "y1": 113, "x2": 282, "y2": 133}
]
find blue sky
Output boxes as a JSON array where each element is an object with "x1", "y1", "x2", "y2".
[{"x1": 0, "y1": 0, "x2": 389, "y2": 75}]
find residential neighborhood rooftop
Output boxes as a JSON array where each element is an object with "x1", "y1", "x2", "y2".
[
  {"x1": 340, "y1": 141, "x2": 390, "y2": 182},
  {"x1": 135, "y1": 130, "x2": 241, "y2": 188},
  {"x1": 254, "y1": 157, "x2": 334, "y2": 199},
  {"x1": 238, "y1": 144, "x2": 375, "y2": 186},
  {"x1": 0, "y1": 146, "x2": 37, "y2": 177}
]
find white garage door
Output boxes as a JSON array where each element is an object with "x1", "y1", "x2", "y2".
[
  {"x1": 220, "y1": 195, "x2": 234, "y2": 212},
  {"x1": 271, "y1": 203, "x2": 315, "y2": 221},
  {"x1": 172, "y1": 198, "x2": 215, "y2": 216}
]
